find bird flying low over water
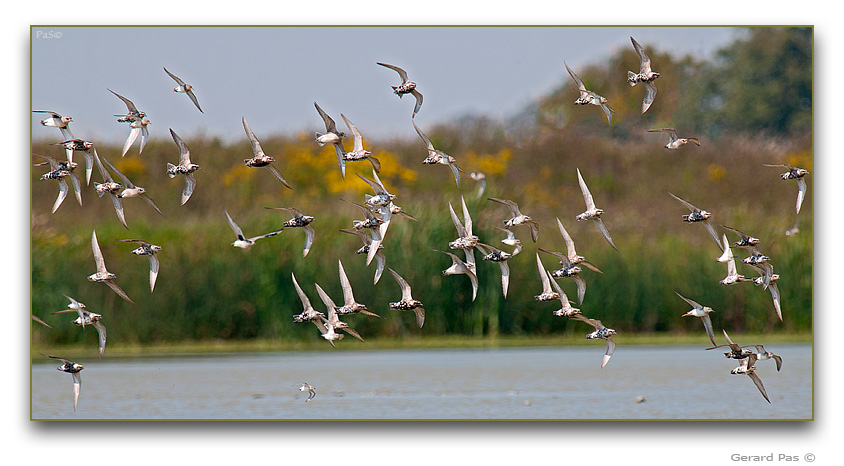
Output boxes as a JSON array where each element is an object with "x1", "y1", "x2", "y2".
[
  {"x1": 377, "y1": 62, "x2": 423, "y2": 117},
  {"x1": 648, "y1": 128, "x2": 700, "y2": 149},
  {"x1": 88, "y1": 229, "x2": 133, "y2": 304},
  {"x1": 729, "y1": 355, "x2": 771, "y2": 404},
  {"x1": 475, "y1": 242, "x2": 513, "y2": 299},
  {"x1": 242, "y1": 116, "x2": 292, "y2": 189},
  {"x1": 565, "y1": 61, "x2": 614, "y2": 125},
  {"x1": 627, "y1": 37, "x2": 661, "y2": 113},
  {"x1": 265, "y1": 207, "x2": 315, "y2": 257},
  {"x1": 52, "y1": 295, "x2": 107, "y2": 358},
  {"x1": 299, "y1": 383, "x2": 316, "y2": 403},
  {"x1": 339, "y1": 228, "x2": 386, "y2": 285},
  {"x1": 291, "y1": 272, "x2": 327, "y2": 330},
  {"x1": 762, "y1": 163, "x2": 809, "y2": 214},
  {"x1": 166, "y1": 128, "x2": 200, "y2": 205},
  {"x1": 335, "y1": 259, "x2": 382, "y2": 318},
  {"x1": 41, "y1": 354, "x2": 83, "y2": 411},
  {"x1": 674, "y1": 290, "x2": 716, "y2": 346},
  {"x1": 34, "y1": 154, "x2": 82, "y2": 213},
  {"x1": 224, "y1": 209, "x2": 283, "y2": 249},
  {"x1": 545, "y1": 269, "x2": 581, "y2": 318},
  {"x1": 538, "y1": 247, "x2": 587, "y2": 305},
  {"x1": 386, "y1": 267, "x2": 425, "y2": 328},
  {"x1": 163, "y1": 67, "x2": 203, "y2": 113},
  {"x1": 119, "y1": 239, "x2": 162, "y2": 292},
  {"x1": 435, "y1": 249, "x2": 478, "y2": 302},
  {"x1": 314, "y1": 283, "x2": 365, "y2": 343},
  {"x1": 570, "y1": 314, "x2": 617, "y2": 368},
  {"x1": 534, "y1": 253, "x2": 560, "y2": 302},
  {"x1": 576, "y1": 168, "x2": 617, "y2": 250},
  {"x1": 741, "y1": 344, "x2": 783, "y2": 372}
]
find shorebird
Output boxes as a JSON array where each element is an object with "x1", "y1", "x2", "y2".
[
  {"x1": 706, "y1": 329, "x2": 753, "y2": 360},
  {"x1": 576, "y1": 168, "x2": 617, "y2": 250},
  {"x1": 741, "y1": 344, "x2": 783, "y2": 372},
  {"x1": 546, "y1": 269, "x2": 582, "y2": 318},
  {"x1": 34, "y1": 154, "x2": 82, "y2": 213},
  {"x1": 91, "y1": 151, "x2": 128, "y2": 229},
  {"x1": 571, "y1": 314, "x2": 617, "y2": 368},
  {"x1": 265, "y1": 207, "x2": 314, "y2": 257},
  {"x1": 299, "y1": 383, "x2": 316, "y2": 403},
  {"x1": 340, "y1": 199, "x2": 386, "y2": 269},
  {"x1": 335, "y1": 259, "x2": 382, "y2": 318},
  {"x1": 747, "y1": 264, "x2": 782, "y2": 321},
  {"x1": 242, "y1": 116, "x2": 292, "y2": 189},
  {"x1": 41, "y1": 354, "x2": 83, "y2": 411},
  {"x1": 553, "y1": 217, "x2": 602, "y2": 273},
  {"x1": 291, "y1": 272, "x2": 327, "y2": 330},
  {"x1": 720, "y1": 225, "x2": 761, "y2": 250},
  {"x1": 314, "y1": 283, "x2": 365, "y2": 343},
  {"x1": 339, "y1": 228, "x2": 386, "y2": 285},
  {"x1": 647, "y1": 128, "x2": 700, "y2": 149},
  {"x1": 448, "y1": 196, "x2": 479, "y2": 267},
  {"x1": 356, "y1": 170, "x2": 396, "y2": 254},
  {"x1": 377, "y1": 62, "x2": 423, "y2": 117},
  {"x1": 108, "y1": 88, "x2": 146, "y2": 119},
  {"x1": 785, "y1": 221, "x2": 800, "y2": 236},
  {"x1": 313, "y1": 101, "x2": 346, "y2": 165},
  {"x1": 534, "y1": 253, "x2": 560, "y2": 302},
  {"x1": 538, "y1": 248, "x2": 586, "y2": 305},
  {"x1": 53, "y1": 138, "x2": 94, "y2": 185},
  {"x1": 88, "y1": 230, "x2": 133, "y2": 304},
  {"x1": 565, "y1": 61, "x2": 614, "y2": 125},
  {"x1": 762, "y1": 163, "x2": 810, "y2": 214},
  {"x1": 166, "y1": 128, "x2": 200, "y2": 205},
  {"x1": 163, "y1": 66, "x2": 203, "y2": 112},
  {"x1": 487, "y1": 197, "x2": 539, "y2": 243},
  {"x1": 413, "y1": 119, "x2": 463, "y2": 188},
  {"x1": 674, "y1": 291, "x2": 716, "y2": 346},
  {"x1": 118, "y1": 116, "x2": 150, "y2": 158},
  {"x1": 667, "y1": 191, "x2": 722, "y2": 250},
  {"x1": 717, "y1": 234, "x2": 750, "y2": 286},
  {"x1": 338, "y1": 114, "x2": 381, "y2": 178},
  {"x1": 496, "y1": 226, "x2": 523, "y2": 256},
  {"x1": 33, "y1": 110, "x2": 74, "y2": 140},
  {"x1": 627, "y1": 37, "x2": 661, "y2": 113},
  {"x1": 224, "y1": 209, "x2": 283, "y2": 249},
  {"x1": 52, "y1": 295, "x2": 107, "y2": 358},
  {"x1": 467, "y1": 171, "x2": 487, "y2": 199},
  {"x1": 475, "y1": 242, "x2": 513, "y2": 299},
  {"x1": 730, "y1": 354, "x2": 771, "y2": 404},
  {"x1": 119, "y1": 239, "x2": 162, "y2": 292},
  {"x1": 386, "y1": 268, "x2": 425, "y2": 328},
  {"x1": 435, "y1": 249, "x2": 478, "y2": 302},
  {"x1": 99, "y1": 152, "x2": 163, "y2": 217}
]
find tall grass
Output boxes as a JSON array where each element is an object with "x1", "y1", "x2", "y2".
[{"x1": 30, "y1": 127, "x2": 813, "y2": 347}]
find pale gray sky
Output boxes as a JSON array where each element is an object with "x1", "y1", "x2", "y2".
[{"x1": 31, "y1": 26, "x2": 743, "y2": 144}]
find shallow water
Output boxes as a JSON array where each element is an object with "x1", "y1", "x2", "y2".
[{"x1": 31, "y1": 344, "x2": 811, "y2": 420}]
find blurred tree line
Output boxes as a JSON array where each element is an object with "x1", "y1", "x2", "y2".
[{"x1": 31, "y1": 27, "x2": 812, "y2": 349}]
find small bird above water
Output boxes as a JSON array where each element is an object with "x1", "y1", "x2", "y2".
[
  {"x1": 545, "y1": 269, "x2": 581, "y2": 318},
  {"x1": 377, "y1": 62, "x2": 423, "y2": 117},
  {"x1": 435, "y1": 249, "x2": 478, "y2": 302},
  {"x1": 314, "y1": 282, "x2": 365, "y2": 343},
  {"x1": 242, "y1": 116, "x2": 292, "y2": 189},
  {"x1": 299, "y1": 383, "x2": 316, "y2": 403},
  {"x1": 674, "y1": 290, "x2": 716, "y2": 346},
  {"x1": 730, "y1": 354, "x2": 771, "y2": 404},
  {"x1": 741, "y1": 344, "x2": 783, "y2": 372},
  {"x1": 571, "y1": 314, "x2": 617, "y2": 368},
  {"x1": 41, "y1": 354, "x2": 83, "y2": 411},
  {"x1": 475, "y1": 242, "x2": 513, "y2": 299},
  {"x1": 339, "y1": 228, "x2": 386, "y2": 285},
  {"x1": 335, "y1": 259, "x2": 382, "y2": 318},
  {"x1": 163, "y1": 66, "x2": 203, "y2": 113},
  {"x1": 52, "y1": 295, "x2": 107, "y2": 358},
  {"x1": 627, "y1": 37, "x2": 661, "y2": 113},
  {"x1": 534, "y1": 253, "x2": 560, "y2": 302},
  {"x1": 647, "y1": 128, "x2": 700, "y2": 149}
]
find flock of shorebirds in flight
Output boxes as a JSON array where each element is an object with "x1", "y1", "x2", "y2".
[{"x1": 32, "y1": 36, "x2": 809, "y2": 412}]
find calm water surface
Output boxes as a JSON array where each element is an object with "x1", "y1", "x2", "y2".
[{"x1": 31, "y1": 344, "x2": 812, "y2": 420}]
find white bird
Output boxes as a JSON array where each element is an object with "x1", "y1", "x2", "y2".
[
  {"x1": 119, "y1": 239, "x2": 162, "y2": 292},
  {"x1": 487, "y1": 197, "x2": 539, "y2": 243},
  {"x1": 647, "y1": 128, "x2": 700, "y2": 149},
  {"x1": 99, "y1": 151, "x2": 163, "y2": 217},
  {"x1": 51, "y1": 296, "x2": 107, "y2": 358},
  {"x1": 119, "y1": 117, "x2": 150, "y2": 158},
  {"x1": 435, "y1": 249, "x2": 478, "y2": 302},
  {"x1": 576, "y1": 168, "x2": 617, "y2": 250},
  {"x1": 413, "y1": 119, "x2": 463, "y2": 188},
  {"x1": 314, "y1": 283, "x2": 365, "y2": 343},
  {"x1": 338, "y1": 114, "x2": 381, "y2": 178},
  {"x1": 299, "y1": 383, "x2": 316, "y2": 402},
  {"x1": 534, "y1": 253, "x2": 560, "y2": 302},
  {"x1": 33, "y1": 110, "x2": 74, "y2": 140},
  {"x1": 41, "y1": 354, "x2": 83, "y2": 411},
  {"x1": 674, "y1": 291, "x2": 717, "y2": 346},
  {"x1": 313, "y1": 101, "x2": 346, "y2": 165},
  {"x1": 166, "y1": 129, "x2": 200, "y2": 205},
  {"x1": 34, "y1": 154, "x2": 82, "y2": 213},
  {"x1": 224, "y1": 209, "x2": 283, "y2": 249}
]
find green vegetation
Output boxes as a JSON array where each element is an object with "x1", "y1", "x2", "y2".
[{"x1": 31, "y1": 27, "x2": 812, "y2": 350}]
